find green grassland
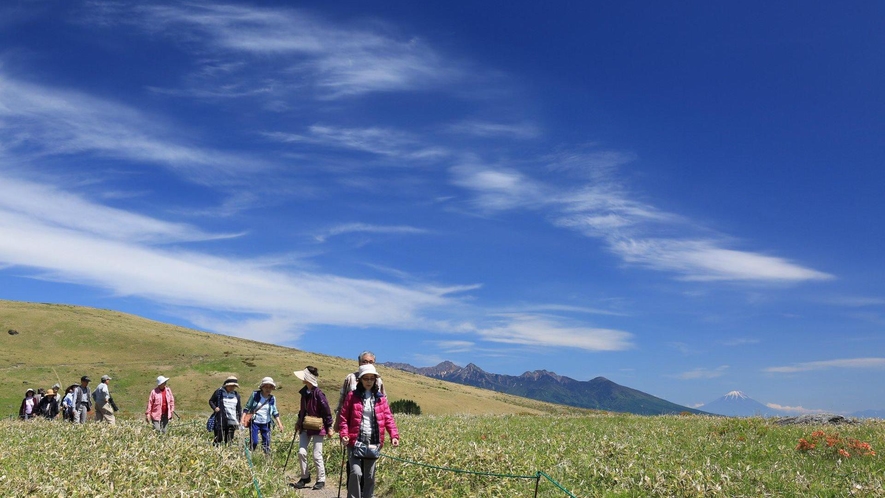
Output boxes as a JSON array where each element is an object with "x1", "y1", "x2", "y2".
[
  {"x1": 0, "y1": 300, "x2": 576, "y2": 418},
  {"x1": 1, "y1": 414, "x2": 882, "y2": 497},
  {"x1": 1, "y1": 300, "x2": 883, "y2": 497}
]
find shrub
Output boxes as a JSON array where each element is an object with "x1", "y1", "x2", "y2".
[{"x1": 390, "y1": 399, "x2": 421, "y2": 415}]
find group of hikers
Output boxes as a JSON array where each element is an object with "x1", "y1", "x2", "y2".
[
  {"x1": 207, "y1": 350, "x2": 400, "y2": 496},
  {"x1": 19, "y1": 374, "x2": 117, "y2": 425},
  {"x1": 17, "y1": 350, "x2": 400, "y2": 498}
]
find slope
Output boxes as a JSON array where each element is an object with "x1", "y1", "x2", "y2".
[{"x1": 0, "y1": 300, "x2": 574, "y2": 418}]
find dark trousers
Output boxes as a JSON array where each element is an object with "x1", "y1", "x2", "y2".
[
  {"x1": 250, "y1": 422, "x2": 272, "y2": 453},
  {"x1": 214, "y1": 424, "x2": 237, "y2": 445}
]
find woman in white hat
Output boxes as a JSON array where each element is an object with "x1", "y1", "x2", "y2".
[
  {"x1": 19, "y1": 388, "x2": 37, "y2": 420},
  {"x1": 242, "y1": 377, "x2": 284, "y2": 454},
  {"x1": 209, "y1": 376, "x2": 242, "y2": 445},
  {"x1": 338, "y1": 364, "x2": 400, "y2": 498},
  {"x1": 145, "y1": 375, "x2": 176, "y2": 433},
  {"x1": 291, "y1": 366, "x2": 334, "y2": 490}
]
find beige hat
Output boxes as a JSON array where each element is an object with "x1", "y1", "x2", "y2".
[
  {"x1": 258, "y1": 377, "x2": 276, "y2": 388},
  {"x1": 157, "y1": 376, "x2": 170, "y2": 386},
  {"x1": 357, "y1": 364, "x2": 380, "y2": 379},
  {"x1": 293, "y1": 368, "x2": 318, "y2": 387},
  {"x1": 223, "y1": 376, "x2": 239, "y2": 387}
]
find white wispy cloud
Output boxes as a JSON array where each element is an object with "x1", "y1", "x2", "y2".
[
  {"x1": 721, "y1": 337, "x2": 760, "y2": 346},
  {"x1": 124, "y1": 4, "x2": 464, "y2": 100},
  {"x1": 314, "y1": 223, "x2": 430, "y2": 243},
  {"x1": 501, "y1": 303, "x2": 627, "y2": 317},
  {"x1": 673, "y1": 365, "x2": 729, "y2": 380},
  {"x1": 0, "y1": 178, "x2": 465, "y2": 342},
  {"x1": 264, "y1": 126, "x2": 448, "y2": 161},
  {"x1": 821, "y1": 296, "x2": 885, "y2": 308},
  {"x1": 764, "y1": 358, "x2": 885, "y2": 373},
  {"x1": 432, "y1": 340, "x2": 476, "y2": 353},
  {"x1": 0, "y1": 71, "x2": 267, "y2": 187},
  {"x1": 446, "y1": 120, "x2": 541, "y2": 140},
  {"x1": 610, "y1": 238, "x2": 833, "y2": 282},
  {"x1": 0, "y1": 175, "x2": 239, "y2": 244},
  {"x1": 765, "y1": 403, "x2": 827, "y2": 415},
  {"x1": 449, "y1": 158, "x2": 833, "y2": 283},
  {"x1": 474, "y1": 314, "x2": 634, "y2": 352}
]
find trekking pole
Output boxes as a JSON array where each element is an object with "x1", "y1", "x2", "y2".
[
  {"x1": 283, "y1": 429, "x2": 298, "y2": 471},
  {"x1": 337, "y1": 438, "x2": 346, "y2": 498}
]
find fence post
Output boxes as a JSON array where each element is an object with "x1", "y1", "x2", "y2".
[{"x1": 534, "y1": 472, "x2": 541, "y2": 498}]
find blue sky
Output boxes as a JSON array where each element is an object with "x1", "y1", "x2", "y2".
[{"x1": 1, "y1": 1, "x2": 883, "y2": 414}]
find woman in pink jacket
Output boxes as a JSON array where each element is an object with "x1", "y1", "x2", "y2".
[
  {"x1": 145, "y1": 375, "x2": 176, "y2": 433},
  {"x1": 338, "y1": 364, "x2": 399, "y2": 498}
]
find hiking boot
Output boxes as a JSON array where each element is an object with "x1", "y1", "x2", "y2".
[
  {"x1": 290, "y1": 475, "x2": 311, "y2": 489},
  {"x1": 312, "y1": 482, "x2": 325, "y2": 490}
]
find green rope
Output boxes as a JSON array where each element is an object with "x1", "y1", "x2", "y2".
[
  {"x1": 242, "y1": 434, "x2": 265, "y2": 498},
  {"x1": 537, "y1": 471, "x2": 578, "y2": 498},
  {"x1": 381, "y1": 451, "x2": 536, "y2": 479}
]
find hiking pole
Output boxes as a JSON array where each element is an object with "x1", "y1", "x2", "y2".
[
  {"x1": 337, "y1": 438, "x2": 347, "y2": 498},
  {"x1": 283, "y1": 429, "x2": 298, "y2": 472}
]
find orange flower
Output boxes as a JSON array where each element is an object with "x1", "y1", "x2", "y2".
[
  {"x1": 838, "y1": 449, "x2": 851, "y2": 458},
  {"x1": 796, "y1": 438, "x2": 816, "y2": 451}
]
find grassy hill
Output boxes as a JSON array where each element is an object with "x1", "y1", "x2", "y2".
[{"x1": 0, "y1": 300, "x2": 576, "y2": 418}]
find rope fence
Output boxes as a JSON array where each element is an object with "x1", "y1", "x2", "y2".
[{"x1": 379, "y1": 451, "x2": 578, "y2": 498}]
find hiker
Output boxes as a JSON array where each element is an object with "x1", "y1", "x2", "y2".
[
  {"x1": 37, "y1": 388, "x2": 60, "y2": 420},
  {"x1": 61, "y1": 385, "x2": 78, "y2": 422},
  {"x1": 334, "y1": 351, "x2": 385, "y2": 431},
  {"x1": 242, "y1": 377, "x2": 284, "y2": 455},
  {"x1": 73, "y1": 376, "x2": 92, "y2": 424},
  {"x1": 291, "y1": 367, "x2": 334, "y2": 490},
  {"x1": 19, "y1": 389, "x2": 37, "y2": 420},
  {"x1": 145, "y1": 375, "x2": 176, "y2": 434},
  {"x1": 338, "y1": 364, "x2": 400, "y2": 498},
  {"x1": 33, "y1": 388, "x2": 45, "y2": 411},
  {"x1": 209, "y1": 376, "x2": 242, "y2": 445},
  {"x1": 93, "y1": 374, "x2": 116, "y2": 425}
]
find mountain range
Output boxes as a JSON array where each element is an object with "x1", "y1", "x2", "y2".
[{"x1": 383, "y1": 361, "x2": 707, "y2": 416}]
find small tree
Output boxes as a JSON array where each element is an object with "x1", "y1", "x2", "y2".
[{"x1": 390, "y1": 399, "x2": 422, "y2": 415}]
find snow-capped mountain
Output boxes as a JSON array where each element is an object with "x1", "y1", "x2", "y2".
[{"x1": 699, "y1": 391, "x2": 784, "y2": 417}]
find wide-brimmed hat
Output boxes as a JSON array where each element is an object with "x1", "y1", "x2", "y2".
[
  {"x1": 223, "y1": 376, "x2": 239, "y2": 387},
  {"x1": 258, "y1": 377, "x2": 276, "y2": 388},
  {"x1": 156, "y1": 376, "x2": 170, "y2": 386},
  {"x1": 25, "y1": 388, "x2": 35, "y2": 395},
  {"x1": 293, "y1": 368, "x2": 318, "y2": 387},
  {"x1": 46, "y1": 389, "x2": 56, "y2": 396},
  {"x1": 357, "y1": 364, "x2": 380, "y2": 379}
]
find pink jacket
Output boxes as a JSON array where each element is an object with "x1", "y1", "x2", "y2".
[
  {"x1": 338, "y1": 389, "x2": 399, "y2": 447},
  {"x1": 145, "y1": 386, "x2": 175, "y2": 420}
]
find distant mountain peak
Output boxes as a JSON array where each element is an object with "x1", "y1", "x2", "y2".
[{"x1": 701, "y1": 390, "x2": 783, "y2": 417}]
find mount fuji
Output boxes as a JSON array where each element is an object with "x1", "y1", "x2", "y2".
[{"x1": 699, "y1": 391, "x2": 784, "y2": 417}]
